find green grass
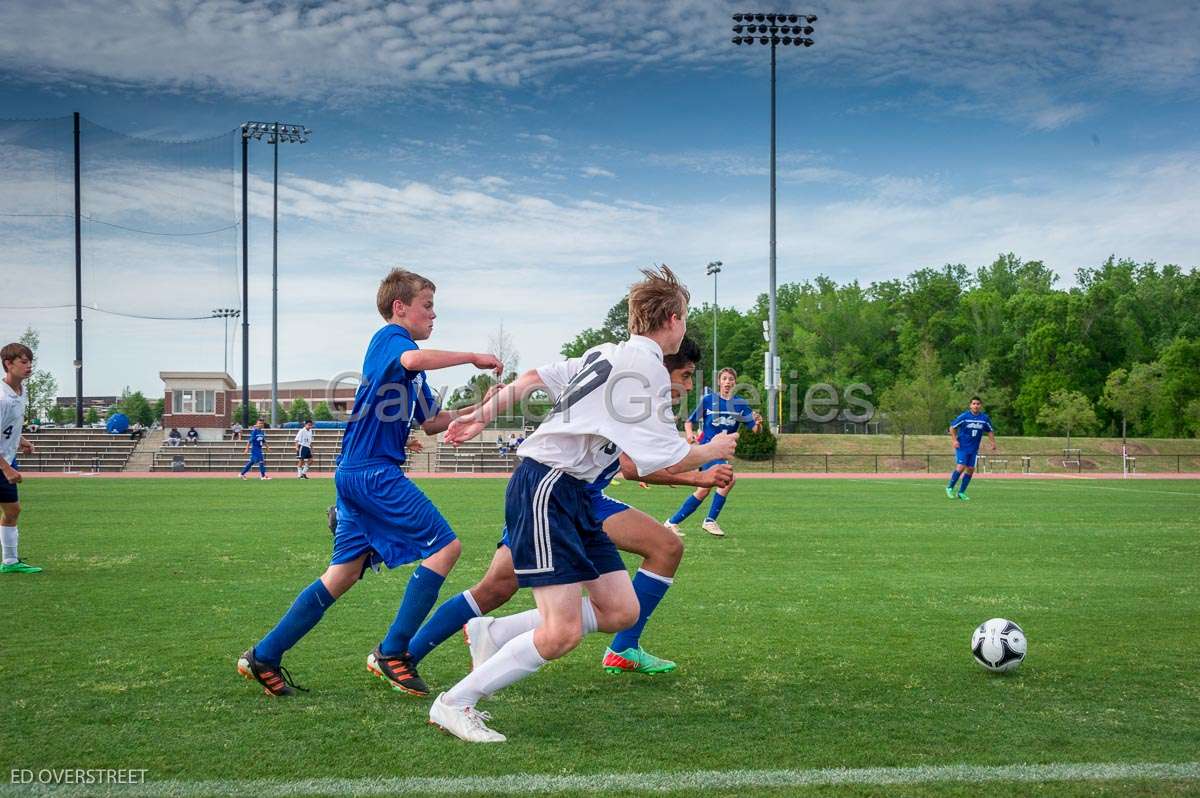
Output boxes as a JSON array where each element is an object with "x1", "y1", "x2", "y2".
[{"x1": 1, "y1": 476, "x2": 1198, "y2": 797}]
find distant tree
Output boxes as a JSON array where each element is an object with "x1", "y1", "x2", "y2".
[
  {"x1": 117, "y1": 387, "x2": 155, "y2": 427},
  {"x1": 1185, "y1": 399, "x2": 1200, "y2": 438},
  {"x1": 879, "y1": 346, "x2": 955, "y2": 457},
  {"x1": 18, "y1": 327, "x2": 58, "y2": 424},
  {"x1": 1037, "y1": 390, "x2": 1098, "y2": 450},
  {"x1": 560, "y1": 297, "x2": 628, "y2": 357},
  {"x1": 48, "y1": 404, "x2": 70, "y2": 424},
  {"x1": 85, "y1": 407, "x2": 99, "y2": 424},
  {"x1": 152, "y1": 398, "x2": 164, "y2": 423},
  {"x1": 1101, "y1": 363, "x2": 1161, "y2": 440},
  {"x1": 312, "y1": 401, "x2": 334, "y2": 421},
  {"x1": 272, "y1": 402, "x2": 288, "y2": 426},
  {"x1": 487, "y1": 321, "x2": 520, "y2": 379},
  {"x1": 289, "y1": 397, "x2": 312, "y2": 423}
]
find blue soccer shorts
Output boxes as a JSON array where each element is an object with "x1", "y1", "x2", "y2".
[
  {"x1": 505, "y1": 458, "x2": 624, "y2": 588},
  {"x1": 955, "y1": 449, "x2": 979, "y2": 468},
  {"x1": 332, "y1": 462, "x2": 456, "y2": 571}
]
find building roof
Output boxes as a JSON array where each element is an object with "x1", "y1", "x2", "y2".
[{"x1": 159, "y1": 372, "x2": 238, "y2": 389}]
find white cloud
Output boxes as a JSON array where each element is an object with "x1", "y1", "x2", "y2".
[{"x1": 580, "y1": 165, "x2": 614, "y2": 178}]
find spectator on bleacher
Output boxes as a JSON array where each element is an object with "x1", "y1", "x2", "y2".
[
  {"x1": 496, "y1": 433, "x2": 506, "y2": 454},
  {"x1": 515, "y1": 433, "x2": 525, "y2": 448},
  {"x1": 129, "y1": 422, "x2": 145, "y2": 441},
  {"x1": 231, "y1": 421, "x2": 243, "y2": 441},
  {"x1": 507, "y1": 431, "x2": 518, "y2": 452},
  {"x1": 168, "y1": 427, "x2": 182, "y2": 447},
  {"x1": 186, "y1": 427, "x2": 199, "y2": 446}
]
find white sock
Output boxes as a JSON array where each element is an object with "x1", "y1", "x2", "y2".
[
  {"x1": 443, "y1": 629, "x2": 545, "y2": 708},
  {"x1": 481, "y1": 596, "x2": 597, "y2": 650},
  {"x1": 1, "y1": 525, "x2": 17, "y2": 565},
  {"x1": 462, "y1": 590, "x2": 482, "y2": 616}
]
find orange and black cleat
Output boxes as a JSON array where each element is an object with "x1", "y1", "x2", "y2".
[
  {"x1": 366, "y1": 647, "x2": 429, "y2": 696},
  {"x1": 237, "y1": 648, "x2": 307, "y2": 697}
]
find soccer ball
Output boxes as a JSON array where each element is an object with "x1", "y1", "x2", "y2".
[{"x1": 971, "y1": 618, "x2": 1026, "y2": 672}]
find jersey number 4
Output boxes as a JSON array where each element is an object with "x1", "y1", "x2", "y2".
[
  {"x1": 1, "y1": 425, "x2": 12, "y2": 440},
  {"x1": 550, "y1": 351, "x2": 613, "y2": 416}
]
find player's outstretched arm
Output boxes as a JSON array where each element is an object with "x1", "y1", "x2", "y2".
[
  {"x1": 443, "y1": 369, "x2": 546, "y2": 445},
  {"x1": 989, "y1": 430, "x2": 997, "y2": 450},
  {"x1": 420, "y1": 383, "x2": 503, "y2": 435},
  {"x1": 664, "y1": 431, "x2": 738, "y2": 474},
  {"x1": 949, "y1": 426, "x2": 959, "y2": 448},
  {"x1": 619, "y1": 453, "x2": 733, "y2": 489},
  {"x1": 400, "y1": 350, "x2": 502, "y2": 375}
]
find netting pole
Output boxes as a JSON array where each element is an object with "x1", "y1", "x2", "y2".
[
  {"x1": 241, "y1": 129, "x2": 250, "y2": 427},
  {"x1": 73, "y1": 111, "x2": 83, "y2": 428},
  {"x1": 271, "y1": 131, "x2": 278, "y2": 427}
]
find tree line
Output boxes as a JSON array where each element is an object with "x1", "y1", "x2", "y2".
[{"x1": 559, "y1": 255, "x2": 1200, "y2": 438}]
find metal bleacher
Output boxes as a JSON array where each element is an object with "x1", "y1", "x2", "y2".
[
  {"x1": 151, "y1": 428, "x2": 348, "y2": 473},
  {"x1": 17, "y1": 428, "x2": 139, "y2": 472},
  {"x1": 433, "y1": 435, "x2": 522, "y2": 474}
]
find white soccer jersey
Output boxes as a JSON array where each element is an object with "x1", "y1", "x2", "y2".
[
  {"x1": 0, "y1": 379, "x2": 27, "y2": 463},
  {"x1": 518, "y1": 335, "x2": 690, "y2": 481},
  {"x1": 294, "y1": 427, "x2": 314, "y2": 447}
]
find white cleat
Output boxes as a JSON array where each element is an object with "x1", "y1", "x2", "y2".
[
  {"x1": 664, "y1": 520, "x2": 684, "y2": 538},
  {"x1": 702, "y1": 519, "x2": 725, "y2": 537},
  {"x1": 463, "y1": 616, "x2": 499, "y2": 670},
  {"x1": 429, "y1": 693, "x2": 506, "y2": 743}
]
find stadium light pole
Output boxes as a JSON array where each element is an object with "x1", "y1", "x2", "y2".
[
  {"x1": 243, "y1": 121, "x2": 310, "y2": 426},
  {"x1": 706, "y1": 260, "x2": 722, "y2": 393},
  {"x1": 211, "y1": 308, "x2": 240, "y2": 375},
  {"x1": 731, "y1": 11, "x2": 816, "y2": 433}
]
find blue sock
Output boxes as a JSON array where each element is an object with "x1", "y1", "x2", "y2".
[
  {"x1": 259, "y1": 461, "x2": 267, "y2": 477},
  {"x1": 959, "y1": 473, "x2": 973, "y2": 493},
  {"x1": 706, "y1": 493, "x2": 728, "y2": 521},
  {"x1": 254, "y1": 579, "x2": 336, "y2": 666},
  {"x1": 669, "y1": 495, "x2": 703, "y2": 524},
  {"x1": 948, "y1": 469, "x2": 961, "y2": 487},
  {"x1": 240, "y1": 460, "x2": 252, "y2": 476},
  {"x1": 380, "y1": 565, "x2": 445, "y2": 656},
  {"x1": 611, "y1": 569, "x2": 672, "y2": 652},
  {"x1": 407, "y1": 591, "x2": 480, "y2": 664}
]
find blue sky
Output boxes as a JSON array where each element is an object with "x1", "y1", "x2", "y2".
[{"x1": 2, "y1": 0, "x2": 1199, "y2": 399}]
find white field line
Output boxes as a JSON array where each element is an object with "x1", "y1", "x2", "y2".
[
  {"x1": 865, "y1": 478, "x2": 1200, "y2": 498},
  {"x1": 2, "y1": 761, "x2": 1197, "y2": 797}
]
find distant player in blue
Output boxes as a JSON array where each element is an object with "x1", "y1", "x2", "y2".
[
  {"x1": 237, "y1": 268, "x2": 502, "y2": 698},
  {"x1": 666, "y1": 367, "x2": 762, "y2": 537},
  {"x1": 238, "y1": 419, "x2": 270, "y2": 480},
  {"x1": 947, "y1": 396, "x2": 997, "y2": 501}
]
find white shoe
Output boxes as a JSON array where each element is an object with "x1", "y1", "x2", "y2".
[
  {"x1": 702, "y1": 519, "x2": 725, "y2": 537},
  {"x1": 429, "y1": 693, "x2": 506, "y2": 743},
  {"x1": 260, "y1": 476, "x2": 271, "y2": 481},
  {"x1": 463, "y1": 616, "x2": 499, "y2": 670},
  {"x1": 664, "y1": 520, "x2": 684, "y2": 538}
]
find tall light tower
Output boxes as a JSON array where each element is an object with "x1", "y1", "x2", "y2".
[
  {"x1": 706, "y1": 260, "x2": 722, "y2": 393},
  {"x1": 242, "y1": 121, "x2": 311, "y2": 425},
  {"x1": 731, "y1": 12, "x2": 816, "y2": 432},
  {"x1": 211, "y1": 308, "x2": 240, "y2": 374}
]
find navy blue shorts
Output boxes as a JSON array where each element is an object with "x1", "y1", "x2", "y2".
[
  {"x1": 955, "y1": 449, "x2": 979, "y2": 468},
  {"x1": 297, "y1": 446, "x2": 312, "y2": 460},
  {"x1": 700, "y1": 458, "x2": 729, "y2": 472},
  {"x1": 505, "y1": 458, "x2": 625, "y2": 588},
  {"x1": 0, "y1": 466, "x2": 18, "y2": 504},
  {"x1": 497, "y1": 489, "x2": 631, "y2": 549},
  {"x1": 332, "y1": 463, "x2": 456, "y2": 570}
]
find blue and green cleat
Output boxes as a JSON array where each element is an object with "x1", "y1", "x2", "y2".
[
  {"x1": 945, "y1": 486, "x2": 955, "y2": 499},
  {"x1": 957, "y1": 492, "x2": 970, "y2": 501},
  {"x1": 602, "y1": 646, "x2": 677, "y2": 675}
]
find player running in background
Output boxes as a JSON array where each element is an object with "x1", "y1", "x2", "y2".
[
  {"x1": 946, "y1": 396, "x2": 996, "y2": 501},
  {"x1": 294, "y1": 418, "x2": 314, "y2": 479},
  {"x1": 427, "y1": 266, "x2": 738, "y2": 742},
  {"x1": 665, "y1": 367, "x2": 762, "y2": 537},
  {"x1": 404, "y1": 336, "x2": 731, "y2": 681},
  {"x1": 237, "y1": 267, "x2": 502, "y2": 698},
  {"x1": 239, "y1": 418, "x2": 270, "y2": 480},
  {"x1": 0, "y1": 343, "x2": 41, "y2": 574}
]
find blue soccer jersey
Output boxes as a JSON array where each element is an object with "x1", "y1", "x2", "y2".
[
  {"x1": 690, "y1": 392, "x2": 756, "y2": 442},
  {"x1": 338, "y1": 324, "x2": 439, "y2": 468},
  {"x1": 950, "y1": 410, "x2": 993, "y2": 453},
  {"x1": 248, "y1": 427, "x2": 265, "y2": 453}
]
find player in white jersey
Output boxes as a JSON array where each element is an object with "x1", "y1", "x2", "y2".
[
  {"x1": 427, "y1": 266, "x2": 738, "y2": 742},
  {"x1": 1, "y1": 343, "x2": 42, "y2": 574},
  {"x1": 294, "y1": 419, "x2": 315, "y2": 479}
]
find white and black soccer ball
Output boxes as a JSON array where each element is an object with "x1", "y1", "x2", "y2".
[{"x1": 971, "y1": 618, "x2": 1026, "y2": 672}]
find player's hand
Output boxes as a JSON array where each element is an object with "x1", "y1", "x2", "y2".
[
  {"x1": 752, "y1": 411, "x2": 764, "y2": 426},
  {"x1": 991, "y1": 442, "x2": 998, "y2": 452},
  {"x1": 445, "y1": 414, "x2": 486, "y2": 446},
  {"x1": 18, "y1": 439, "x2": 34, "y2": 454},
  {"x1": 702, "y1": 464, "x2": 734, "y2": 488},
  {"x1": 406, "y1": 438, "x2": 425, "y2": 453},
  {"x1": 706, "y1": 431, "x2": 738, "y2": 461},
  {"x1": 2, "y1": 465, "x2": 21, "y2": 484},
  {"x1": 473, "y1": 354, "x2": 504, "y2": 375},
  {"x1": 686, "y1": 433, "x2": 697, "y2": 444},
  {"x1": 481, "y1": 383, "x2": 503, "y2": 403},
  {"x1": 952, "y1": 439, "x2": 959, "y2": 449}
]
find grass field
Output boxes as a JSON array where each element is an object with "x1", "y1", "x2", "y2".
[{"x1": 1, "y1": 476, "x2": 1198, "y2": 797}]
